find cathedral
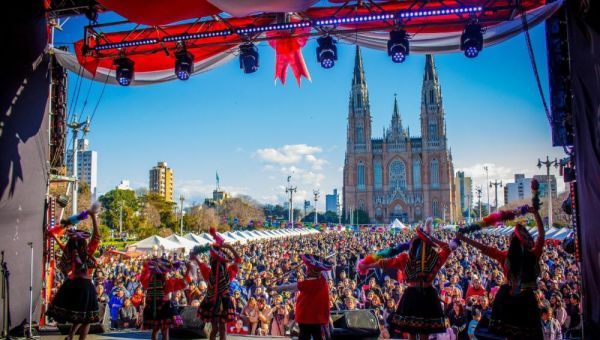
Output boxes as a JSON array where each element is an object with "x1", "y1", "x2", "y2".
[{"x1": 343, "y1": 47, "x2": 456, "y2": 224}]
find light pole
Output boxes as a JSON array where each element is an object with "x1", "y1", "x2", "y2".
[
  {"x1": 336, "y1": 194, "x2": 341, "y2": 225},
  {"x1": 179, "y1": 195, "x2": 185, "y2": 235},
  {"x1": 119, "y1": 200, "x2": 123, "y2": 237},
  {"x1": 466, "y1": 194, "x2": 472, "y2": 224},
  {"x1": 537, "y1": 156, "x2": 558, "y2": 227},
  {"x1": 484, "y1": 165, "x2": 490, "y2": 215},
  {"x1": 285, "y1": 176, "x2": 297, "y2": 225},
  {"x1": 313, "y1": 189, "x2": 319, "y2": 225},
  {"x1": 490, "y1": 180, "x2": 503, "y2": 212},
  {"x1": 476, "y1": 186, "x2": 483, "y2": 220}
]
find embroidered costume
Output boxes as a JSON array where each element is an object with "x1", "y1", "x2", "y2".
[
  {"x1": 458, "y1": 179, "x2": 544, "y2": 339},
  {"x1": 47, "y1": 229, "x2": 101, "y2": 324},
  {"x1": 140, "y1": 257, "x2": 187, "y2": 328}
]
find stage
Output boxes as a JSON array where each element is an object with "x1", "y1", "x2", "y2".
[{"x1": 39, "y1": 329, "x2": 292, "y2": 340}]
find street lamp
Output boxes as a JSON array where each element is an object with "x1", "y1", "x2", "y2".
[
  {"x1": 537, "y1": 156, "x2": 558, "y2": 227},
  {"x1": 179, "y1": 195, "x2": 185, "y2": 235},
  {"x1": 489, "y1": 180, "x2": 503, "y2": 213}
]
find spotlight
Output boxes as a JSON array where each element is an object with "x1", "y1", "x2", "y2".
[
  {"x1": 175, "y1": 50, "x2": 194, "y2": 80},
  {"x1": 114, "y1": 57, "x2": 134, "y2": 86},
  {"x1": 460, "y1": 22, "x2": 483, "y2": 58},
  {"x1": 85, "y1": 5, "x2": 98, "y2": 22},
  {"x1": 387, "y1": 30, "x2": 409, "y2": 63},
  {"x1": 239, "y1": 43, "x2": 259, "y2": 74},
  {"x1": 316, "y1": 36, "x2": 337, "y2": 69}
]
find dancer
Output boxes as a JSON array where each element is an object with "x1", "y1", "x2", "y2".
[
  {"x1": 46, "y1": 203, "x2": 101, "y2": 340},
  {"x1": 194, "y1": 228, "x2": 241, "y2": 340},
  {"x1": 456, "y1": 179, "x2": 544, "y2": 339},
  {"x1": 272, "y1": 254, "x2": 332, "y2": 340},
  {"x1": 358, "y1": 219, "x2": 454, "y2": 340},
  {"x1": 140, "y1": 253, "x2": 190, "y2": 340}
]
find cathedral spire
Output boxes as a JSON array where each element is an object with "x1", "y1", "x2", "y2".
[
  {"x1": 424, "y1": 54, "x2": 438, "y2": 82},
  {"x1": 352, "y1": 46, "x2": 367, "y2": 86},
  {"x1": 392, "y1": 93, "x2": 400, "y2": 119}
]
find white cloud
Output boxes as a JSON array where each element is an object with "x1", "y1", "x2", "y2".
[
  {"x1": 255, "y1": 144, "x2": 323, "y2": 164},
  {"x1": 456, "y1": 163, "x2": 533, "y2": 196},
  {"x1": 305, "y1": 154, "x2": 328, "y2": 170}
]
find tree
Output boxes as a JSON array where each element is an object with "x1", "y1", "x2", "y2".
[
  {"x1": 142, "y1": 204, "x2": 161, "y2": 228},
  {"x1": 98, "y1": 189, "x2": 139, "y2": 231},
  {"x1": 220, "y1": 197, "x2": 265, "y2": 226},
  {"x1": 143, "y1": 193, "x2": 177, "y2": 229},
  {"x1": 184, "y1": 205, "x2": 219, "y2": 233}
]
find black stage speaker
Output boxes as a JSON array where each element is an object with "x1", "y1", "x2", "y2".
[
  {"x1": 57, "y1": 303, "x2": 110, "y2": 334},
  {"x1": 330, "y1": 310, "x2": 380, "y2": 340},
  {"x1": 169, "y1": 306, "x2": 207, "y2": 339}
]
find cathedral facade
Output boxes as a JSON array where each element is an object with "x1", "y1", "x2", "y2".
[{"x1": 343, "y1": 47, "x2": 455, "y2": 224}]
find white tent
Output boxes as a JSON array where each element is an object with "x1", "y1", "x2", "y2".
[
  {"x1": 184, "y1": 233, "x2": 211, "y2": 245},
  {"x1": 226, "y1": 232, "x2": 246, "y2": 244},
  {"x1": 390, "y1": 219, "x2": 408, "y2": 229},
  {"x1": 550, "y1": 228, "x2": 573, "y2": 241},
  {"x1": 127, "y1": 235, "x2": 183, "y2": 252},
  {"x1": 545, "y1": 227, "x2": 560, "y2": 239},
  {"x1": 200, "y1": 233, "x2": 215, "y2": 243},
  {"x1": 168, "y1": 234, "x2": 199, "y2": 250}
]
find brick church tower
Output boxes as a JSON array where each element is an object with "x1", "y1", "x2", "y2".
[{"x1": 343, "y1": 48, "x2": 455, "y2": 223}]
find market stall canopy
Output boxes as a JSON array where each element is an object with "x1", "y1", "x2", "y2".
[
  {"x1": 184, "y1": 233, "x2": 211, "y2": 245},
  {"x1": 168, "y1": 234, "x2": 200, "y2": 250},
  {"x1": 390, "y1": 219, "x2": 408, "y2": 229},
  {"x1": 127, "y1": 235, "x2": 183, "y2": 252}
]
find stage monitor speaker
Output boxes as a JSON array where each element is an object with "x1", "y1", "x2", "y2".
[
  {"x1": 330, "y1": 310, "x2": 380, "y2": 340},
  {"x1": 169, "y1": 306, "x2": 207, "y2": 339},
  {"x1": 57, "y1": 303, "x2": 110, "y2": 334}
]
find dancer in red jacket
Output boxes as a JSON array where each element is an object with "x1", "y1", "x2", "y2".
[
  {"x1": 359, "y1": 220, "x2": 454, "y2": 340},
  {"x1": 457, "y1": 179, "x2": 545, "y2": 339},
  {"x1": 194, "y1": 228, "x2": 241, "y2": 340},
  {"x1": 274, "y1": 254, "x2": 333, "y2": 340}
]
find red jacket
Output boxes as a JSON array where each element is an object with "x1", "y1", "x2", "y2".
[{"x1": 295, "y1": 275, "x2": 330, "y2": 325}]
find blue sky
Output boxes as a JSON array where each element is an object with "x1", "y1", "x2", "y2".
[{"x1": 55, "y1": 12, "x2": 565, "y2": 209}]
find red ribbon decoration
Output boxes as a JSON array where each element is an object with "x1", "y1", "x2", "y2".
[{"x1": 267, "y1": 27, "x2": 311, "y2": 86}]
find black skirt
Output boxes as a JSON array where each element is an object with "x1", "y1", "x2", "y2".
[
  {"x1": 198, "y1": 295, "x2": 236, "y2": 323},
  {"x1": 388, "y1": 286, "x2": 447, "y2": 335},
  {"x1": 143, "y1": 300, "x2": 175, "y2": 327},
  {"x1": 489, "y1": 284, "x2": 543, "y2": 339},
  {"x1": 46, "y1": 277, "x2": 100, "y2": 324}
]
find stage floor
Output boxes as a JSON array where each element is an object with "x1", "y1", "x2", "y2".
[{"x1": 40, "y1": 330, "x2": 292, "y2": 339}]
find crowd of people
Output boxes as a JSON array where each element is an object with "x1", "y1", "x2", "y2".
[{"x1": 50, "y1": 223, "x2": 583, "y2": 339}]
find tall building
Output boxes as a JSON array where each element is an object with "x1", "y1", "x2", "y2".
[
  {"x1": 533, "y1": 175, "x2": 558, "y2": 199},
  {"x1": 504, "y1": 174, "x2": 533, "y2": 205},
  {"x1": 66, "y1": 138, "x2": 98, "y2": 199},
  {"x1": 149, "y1": 161, "x2": 174, "y2": 202},
  {"x1": 343, "y1": 48, "x2": 455, "y2": 223},
  {"x1": 325, "y1": 189, "x2": 339, "y2": 213},
  {"x1": 454, "y1": 171, "x2": 472, "y2": 220}
]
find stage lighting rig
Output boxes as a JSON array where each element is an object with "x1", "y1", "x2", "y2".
[
  {"x1": 387, "y1": 30, "x2": 409, "y2": 63},
  {"x1": 317, "y1": 36, "x2": 337, "y2": 69},
  {"x1": 239, "y1": 43, "x2": 259, "y2": 74},
  {"x1": 115, "y1": 56, "x2": 134, "y2": 86},
  {"x1": 460, "y1": 22, "x2": 483, "y2": 58},
  {"x1": 175, "y1": 47, "x2": 194, "y2": 80}
]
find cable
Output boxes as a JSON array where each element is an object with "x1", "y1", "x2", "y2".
[
  {"x1": 67, "y1": 64, "x2": 84, "y2": 124},
  {"x1": 520, "y1": 7, "x2": 553, "y2": 125},
  {"x1": 89, "y1": 70, "x2": 112, "y2": 125}
]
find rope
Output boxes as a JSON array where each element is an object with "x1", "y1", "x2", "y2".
[{"x1": 520, "y1": 6, "x2": 553, "y2": 125}]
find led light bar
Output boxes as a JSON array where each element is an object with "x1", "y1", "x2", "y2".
[
  {"x1": 397, "y1": 6, "x2": 482, "y2": 19},
  {"x1": 94, "y1": 38, "x2": 159, "y2": 51},
  {"x1": 236, "y1": 21, "x2": 311, "y2": 35},
  {"x1": 163, "y1": 29, "x2": 233, "y2": 42},
  {"x1": 92, "y1": 6, "x2": 484, "y2": 51}
]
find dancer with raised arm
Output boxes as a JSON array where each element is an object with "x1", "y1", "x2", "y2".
[
  {"x1": 358, "y1": 219, "x2": 455, "y2": 340},
  {"x1": 456, "y1": 179, "x2": 544, "y2": 339},
  {"x1": 46, "y1": 203, "x2": 102, "y2": 340},
  {"x1": 140, "y1": 251, "x2": 191, "y2": 340},
  {"x1": 271, "y1": 254, "x2": 332, "y2": 340},
  {"x1": 193, "y1": 228, "x2": 241, "y2": 340}
]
